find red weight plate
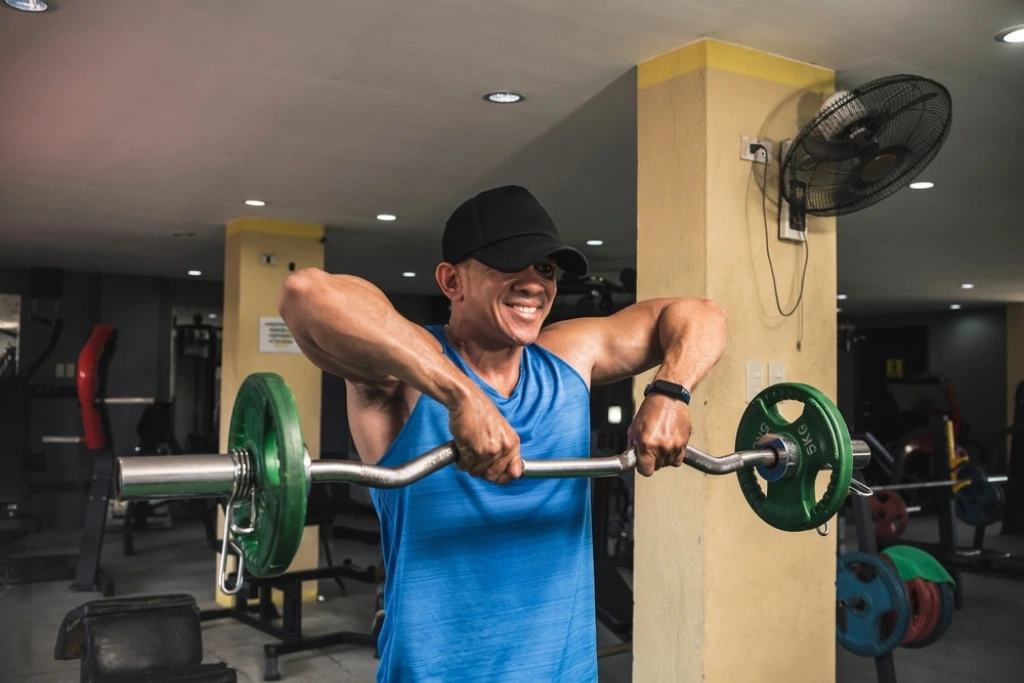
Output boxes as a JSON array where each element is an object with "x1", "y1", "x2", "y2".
[
  {"x1": 871, "y1": 491, "x2": 909, "y2": 539},
  {"x1": 901, "y1": 579, "x2": 941, "y2": 645}
]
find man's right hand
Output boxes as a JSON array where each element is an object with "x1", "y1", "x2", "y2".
[{"x1": 448, "y1": 390, "x2": 522, "y2": 485}]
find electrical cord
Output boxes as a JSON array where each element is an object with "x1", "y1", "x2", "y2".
[{"x1": 752, "y1": 143, "x2": 809, "y2": 317}]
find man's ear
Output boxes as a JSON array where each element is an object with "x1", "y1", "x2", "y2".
[{"x1": 435, "y1": 262, "x2": 463, "y2": 302}]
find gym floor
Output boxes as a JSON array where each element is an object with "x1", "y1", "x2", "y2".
[{"x1": 3, "y1": 512, "x2": 1023, "y2": 683}]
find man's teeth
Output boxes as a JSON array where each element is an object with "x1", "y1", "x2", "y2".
[{"x1": 510, "y1": 305, "x2": 538, "y2": 313}]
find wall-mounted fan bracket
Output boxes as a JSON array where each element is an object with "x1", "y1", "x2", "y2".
[{"x1": 778, "y1": 139, "x2": 806, "y2": 244}]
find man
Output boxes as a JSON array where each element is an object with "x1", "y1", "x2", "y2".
[{"x1": 278, "y1": 185, "x2": 728, "y2": 682}]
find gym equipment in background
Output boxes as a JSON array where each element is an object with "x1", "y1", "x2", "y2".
[
  {"x1": 54, "y1": 593, "x2": 238, "y2": 682},
  {"x1": 0, "y1": 323, "x2": 138, "y2": 596}
]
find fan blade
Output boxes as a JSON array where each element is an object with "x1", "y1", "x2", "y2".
[
  {"x1": 801, "y1": 133, "x2": 860, "y2": 162},
  {"x1": 869, "y1": 92, "x2": 938, "y2": 133}
]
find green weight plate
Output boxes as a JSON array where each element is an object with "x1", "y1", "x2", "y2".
[
  {"x1": 736, "y1": 383, "x2": 853, "y2": 532},
  {"x1": 228, "y1": 373, "x2": 308, "y2": 577}
]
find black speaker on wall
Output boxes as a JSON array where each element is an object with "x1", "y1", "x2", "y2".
[{"x1": 29, "y1": 267, "x2": 64, "y2": 299}]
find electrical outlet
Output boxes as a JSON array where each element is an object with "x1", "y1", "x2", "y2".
[
  {"x1": 55, "y1": 363, "x2": 64, "y2": 378},
  {"x1": 66, "y1": 363, "x2": 75, "y2": 378},
  {"x1": 259, "y1": 254, "x2": 278, "y2": 266},
  {"x1": 778, "y1": 140, "x2": 806, "y2": 243},
  {"x1": 746, "y1": 362, "x2": 765, "y2": 403},
  {"x1": 769, "y1": 362, "x2": 785, "y2": 385},
  {"x1": 740, "y1": 135, "x2": 772, "y2": 164}
]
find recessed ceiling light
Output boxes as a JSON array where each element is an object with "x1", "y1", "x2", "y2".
[
  {"x1": 909, "y1": 181, "x2": 934, "y2": 190},
  {"x1": 245, "y1": 199, "x2": 266, "y2": 207},
  {"x1": 207, "y1": 313, "x2": 217, "y2": 319},
  {"x1": 586, "y1": 239, "x2": 604, "y2": 246},
  {"x1": 837, "y1": 294, "x2": 848, "y2": 300},
  {"x1": 996, "y1": 25, "x2": 1024, "y2": 43},
  {"x1": 377, "y1": 214, "x2": 397, "y2": 222},
  {"x1": 402, "y1": 272, "x2": 416, "y2": 278},
  {"x1": 4, "y1": 0, "x2": 48, "y2": 11},
  {"x1": 188, "y1": 270, "x2": 202, "y2": 277},
  {"x1": 961, "y1": 283, "x2": 974, "y2": 289},
  {"x1": 950, "y1": 304, "x2": 961, "y2": 310},
  {"x1": 484, "y1": 91, "x2": 525, "y2": 104}
]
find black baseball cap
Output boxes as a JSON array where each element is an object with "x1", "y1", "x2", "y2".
[{"x1": 442, "y1": 185, "x2": 588, "y2": 277}]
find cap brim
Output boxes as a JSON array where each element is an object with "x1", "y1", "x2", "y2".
[{"x1": 470, "y1": 234, "x2": 589, "y2": 277}]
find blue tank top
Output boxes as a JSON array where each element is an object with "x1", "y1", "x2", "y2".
[{"x1": 369, "y1": 324, "x2": 597, "y2": 683}]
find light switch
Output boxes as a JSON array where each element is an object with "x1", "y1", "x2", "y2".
[
  {"x1": 769, "y1": 362, "x2": 785, "y2": 385},
  {"x1": 55, "y1": 363, "x2": 65, "y2": 378},
  {"x1": 746, "y1": 361, "x2": 765, "y2": 403},
  {"x1": 66, "y1": 363, "x2": 76, "y2": 378}
]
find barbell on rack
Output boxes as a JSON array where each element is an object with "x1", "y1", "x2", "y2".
[{"x1": 113, "y1": 373, "x2": 872, "y2": 594}]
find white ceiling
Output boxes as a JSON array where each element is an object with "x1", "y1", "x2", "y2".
[{"x1": 0, "y1": 0, "x2": 1021, "y2": 315}]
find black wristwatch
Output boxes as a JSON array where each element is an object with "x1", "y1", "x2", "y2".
[{"x1": 643, "y1": 379, "x2": 691, "y2": 405}]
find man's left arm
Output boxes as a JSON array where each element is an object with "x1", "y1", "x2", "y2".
[{"x1": 541, "y1": 297, "x2": 728, "y2": 475}]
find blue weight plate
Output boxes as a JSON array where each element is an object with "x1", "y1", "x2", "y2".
[
  {"x1": 904, "y1": 582, "x2": 955, "y2": 649},
  {"x1": 954, "y1": 481, "x2": 1005, "y2": 527},
  {"x1": 836, "y1": 552, "x2": 911, "y2": 657}
]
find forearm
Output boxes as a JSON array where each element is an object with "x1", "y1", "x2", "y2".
[
  {"x1": 278, "y1": 269, "x2": 474, "y2": 408},
  {"x1": 652, "y1": 298, "x2": 728, "y2": 392}
]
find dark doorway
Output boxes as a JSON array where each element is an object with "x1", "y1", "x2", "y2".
[{"x1": 854, "y1": 326, "x2": 929, "y2": 443}]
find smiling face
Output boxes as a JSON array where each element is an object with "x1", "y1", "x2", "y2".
[{"x1": 438, "y1": 257, "x2": 558, "y2": 347}]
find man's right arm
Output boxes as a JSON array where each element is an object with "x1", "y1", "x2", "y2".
[
  {"x1": 277, "y1": 268, "x2": 468, "y2": 409},
  {"x1": 276, "y1": 269, "x2": 523, "y2": 482}
]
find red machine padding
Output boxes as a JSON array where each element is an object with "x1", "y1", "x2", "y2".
[{"x1": 77, "y1": 325, "x2": 114, "y2": 450}]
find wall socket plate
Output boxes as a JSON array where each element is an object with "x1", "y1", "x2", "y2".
[
  {"x1": 740, "y1": 135, "x2": 772, "y2": 164},
  {"x1": 778, "y1": 140, "x2": 806, "y2": 244},
  {"x1": 746, "y1": 361, "x2": 765, "y2": 403},
  {"x1": 769, "y1": 362, "x2": 785, "y2": 385}
]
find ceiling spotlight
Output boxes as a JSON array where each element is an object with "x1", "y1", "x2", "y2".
[
  {"x1": 208, "y1": 313, "x2": 217, "y2": 319},
  {"x1": 484, "y1": 91, "x2": 525, "y2": 104},
  {"x1": 402, "y1": 272, "x2": 416, "y2": 278},
  {"x1": 188, "y1": 270, "x2": 202, "y2": 277},
  {"x1": 961, "y1": 283, "x2": 974, "y2": 289},
  {"x1": 996, "y1": 25, "x2": 1024, "y2": 43},
  {"x1": 4, "y1": 0, "x2": 48, "y2": 11},
  {"x1": 837, "y1": 294, "x2": 848, "y2": 300},
  {"x1": 586, "y1": 239, "x2": 604, "y2": 246},
  {"x1": 245, "y1": 199, "x2": 266, "y2": 207},
  {"x1": 909, "y1": 181, "x2": 934, "y2": 190},
  {"x1": 377, "y1": 214, "x2": 397, "y2": 222},
  {"x1": 950, "y1": 304, "x2": 962, "y2": 310}
]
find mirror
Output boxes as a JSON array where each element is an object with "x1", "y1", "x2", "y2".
[{"x1": 0, "y1": 293, "x2": 21, "y2": 378}]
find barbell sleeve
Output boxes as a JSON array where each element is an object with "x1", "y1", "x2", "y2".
[{"x1": 114, "y1": 454, "x2": 239, "y2": 500}]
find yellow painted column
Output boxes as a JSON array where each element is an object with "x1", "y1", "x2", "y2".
[
  {"x1": 216, "y1": 217, "x2": 325, "y2": 606},
  {"x1": 634, "y1": 39, "x2": 838, "y2": 682}
]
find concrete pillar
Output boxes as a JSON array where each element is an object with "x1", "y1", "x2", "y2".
[
  {"x1": 216, "y1": 217, "x2": 324, "y2": 605},
  {"x1": 634, "y1": 38, "x2": 838, "y2": 682}
]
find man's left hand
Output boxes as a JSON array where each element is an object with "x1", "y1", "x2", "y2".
[{"x1": 627, "y1": 393, "x2": 693, "y2": 477}]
